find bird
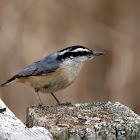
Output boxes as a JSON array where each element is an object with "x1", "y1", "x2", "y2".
[{"x1": 0, "y1": 45, "x2": 104, "y2": 105}]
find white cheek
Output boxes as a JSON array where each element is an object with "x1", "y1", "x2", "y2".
[
  {"x1": 61, "y1": 59, "x2": 74, "y2": 66},
  {"x1": 76, "y1": 56, "x2": 89, "y2": 62},
  {"x1": 61, "y1": 56, "x2": 90, "y2": 67}
]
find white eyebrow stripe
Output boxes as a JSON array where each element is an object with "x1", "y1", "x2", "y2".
[
  {"x1": 59, "y1": 50, "x2": 69, "y2": 55},
  {"x1": 58, "y1": 47, "x2": 90, "y2": 56},
  {"x1": 72, "y1": 48, "x2": 90, "y2": 52}
]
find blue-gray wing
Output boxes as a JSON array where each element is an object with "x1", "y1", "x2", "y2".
[{"x1": 16, "y1": 60, "x2": 59, "y2": 77}]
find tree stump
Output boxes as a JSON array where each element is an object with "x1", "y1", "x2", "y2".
[{"x1": 26, "y1": 102, "x2": 140, "y2": 140}]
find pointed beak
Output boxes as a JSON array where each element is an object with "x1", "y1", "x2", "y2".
[{"x1": 93, "y1": 52, "x2": 105, "y2": 56}]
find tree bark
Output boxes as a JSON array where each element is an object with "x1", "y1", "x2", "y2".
[{"x1": 26, "y1": 102, "x2": 140, "y2": 140}]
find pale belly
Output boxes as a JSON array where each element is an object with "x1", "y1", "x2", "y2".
[{"x1": 18, "y1": 64, "x2": 83, "y2": 93}]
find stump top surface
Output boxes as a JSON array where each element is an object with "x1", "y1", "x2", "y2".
[{"x1": 26, "y1": 102, "x2": 140, "y2": 133}]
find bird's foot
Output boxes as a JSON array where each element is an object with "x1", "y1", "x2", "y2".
[
  {"x1": 38, "y1": 102, "x2": 44, "y2": 106},
  {"x1": 57, "y1": 102, "x2": 73, "y2": 106}
]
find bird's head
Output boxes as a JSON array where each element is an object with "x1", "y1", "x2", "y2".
[{"x1": 57, "y1": 45, "x2": 104, "y2": 63}]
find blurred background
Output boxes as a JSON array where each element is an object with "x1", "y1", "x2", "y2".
[{"x1": 0, "y1": 0, "x2": 140, "y2": 122}]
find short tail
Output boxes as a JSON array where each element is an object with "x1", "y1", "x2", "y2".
[{"x1": 0, "y1": 76, "x2": 17, "y2": 87}]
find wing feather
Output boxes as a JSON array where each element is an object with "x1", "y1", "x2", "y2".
[{"x1": 16, "y1": 60, "x2": 59, "y2": 78}]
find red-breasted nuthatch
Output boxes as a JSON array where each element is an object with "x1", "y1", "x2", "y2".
[{"x1": 0, "y1": 45, "x2": 104, "y2": 105}]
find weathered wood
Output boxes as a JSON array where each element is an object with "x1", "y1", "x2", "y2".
[
  {"x1": 0, "y1": 99, "x2": 53, "y2": 140},
  {"x1": 26, "y1": 102, "x2": 140, "y2": 140}
]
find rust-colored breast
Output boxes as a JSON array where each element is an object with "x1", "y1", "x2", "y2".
[{"x1": 17, "y1": 66, "x2": 70, "y2": 93}]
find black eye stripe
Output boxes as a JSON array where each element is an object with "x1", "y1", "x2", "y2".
[{"x1": 57, "y1": 51, "x2": 93, "y2": 61}]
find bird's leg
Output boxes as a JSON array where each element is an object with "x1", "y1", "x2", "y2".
[
  {"x1": 51, "y1": 93, "x2": 72, "y2": 106},
  {"x1": 51, "y1": 93, "x2": 60, "y2": 105},
  {"x1": 35, "y1": 88, "x2": 43, "y2": 105}
]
